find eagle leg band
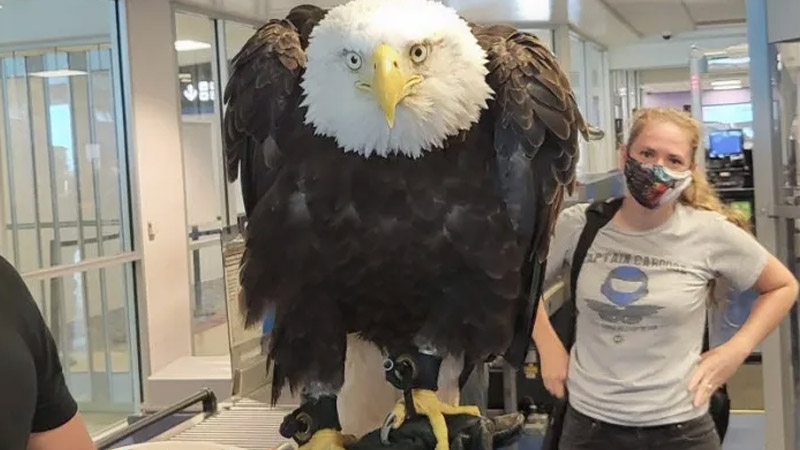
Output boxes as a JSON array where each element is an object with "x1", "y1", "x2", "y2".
[
  {"x1": 384, "y1": 352, "x2": 442, "y2": 392},
  {"x1": 279, "y1": 395, "x2": 341, "y2": 445}
]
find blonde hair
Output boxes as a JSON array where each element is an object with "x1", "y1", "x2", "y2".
[
  {"x1": 627, "y1": 108, "x2": 750, "y2": 304},
  {"x1": 626, "y1": 107, "x2": 751, "y2": 233}
]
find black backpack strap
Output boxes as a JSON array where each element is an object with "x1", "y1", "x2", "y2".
[
  {"x1": 541, "y1": 197, "x2": 623, "y2": 450},
  {"x1": 569, "y1": 198, "x2": 624, "y2": 312}
]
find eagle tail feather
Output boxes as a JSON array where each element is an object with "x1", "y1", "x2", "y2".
[{"x1": 502, "y1": 258, "x2": 545, "y2": 368}]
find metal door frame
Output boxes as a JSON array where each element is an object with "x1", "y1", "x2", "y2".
[{"x1": 747, "y1": 1, "x2": 798, "y2": 449}]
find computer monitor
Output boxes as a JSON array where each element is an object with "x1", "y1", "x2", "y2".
[{"x1": 709, "y1": 129, "x2": 743, "y2": 158}]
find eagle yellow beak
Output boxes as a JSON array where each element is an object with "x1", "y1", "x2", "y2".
[{"x1": 370, "y1": 44, "x2": 420, "y2": 128}]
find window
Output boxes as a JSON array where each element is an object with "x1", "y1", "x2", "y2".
[
  {"x1": 174, "y1": 12, "x2": 258, "y2": 358},
  {"x1": 175, "y1": 11, "x2": 228, "y2": 356},
  {"x1": 0, "y1": 0, "x2": 138, "y2": 434}
]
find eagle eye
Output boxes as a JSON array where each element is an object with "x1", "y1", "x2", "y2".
[
  {"x1": 345, "y1": 51, "x2": 362, "y2": 70},
  {"x1": 409, "y1": 44, "x2": 428, "y2": 63}
]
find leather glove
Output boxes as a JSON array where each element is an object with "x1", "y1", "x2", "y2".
[{"x1": 346, "y1": 413, "x2": 525, "y2": 450}]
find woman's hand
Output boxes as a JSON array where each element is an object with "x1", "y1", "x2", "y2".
[
  {"x1": 539, "y1": 339, "x2": 570, "y2": 399},
  {"x1": 688, "y1": 341, "x2": 750, "y2": 407},
  {"x1": 689, "y1": 254, "x2": 799, "y2": 407}
]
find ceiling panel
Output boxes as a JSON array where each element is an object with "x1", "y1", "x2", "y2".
[
  {"x1": 602, "y1": 0, "x2": 744, "y2": 37},
  {"x1": 446, "y1": 0, "x2": 553, "y2": 23},
  {"x1": 602, "y1": 0, "x2": 695, "y2": 35},
  {"x1": 683, "y1": 0, "x2": 745, "y2": 24},
  {"x1": 173, "y1": 0, "x2": 747, "y2": 37},
  {"x1": 175, "y1": 0, "x2": 348, "y2": 22},
  {"x1": 176, "y1": 0, "x2": 556, "y2": 24}
]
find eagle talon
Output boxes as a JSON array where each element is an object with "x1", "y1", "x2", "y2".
[
  {"x1": 380, "y1": 412, "x2": 397, "y2": 445},
  {"x1": 297, "y1": 429, "x2": 353, "y2": 450},
  {"x1": 384, "y1": 389, "x2": 481, "y2": 450},
  {"x1": 276, "y1": 441, "x2": 297, "y2": 450}
]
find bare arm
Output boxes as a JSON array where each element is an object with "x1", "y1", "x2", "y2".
[
  {"x1": 689, "y1": 253, "x2": 798, "y2": 405},
  {"x1": 532, "y1": 297, "x2": 570, "y2": 398},
  {"x1": 532, "y1": 298, "x2": 559, "y2": 351},
  {"x1": 27, "y1": 413, "x2": 94, "y2": 450}
]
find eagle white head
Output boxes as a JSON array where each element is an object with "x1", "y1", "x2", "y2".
[{"x1": 300, "y1": 0, "x2": 493, "y2": 158}]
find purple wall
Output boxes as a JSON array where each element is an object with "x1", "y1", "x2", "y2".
[{"x1": 643, "y1": 88, "x2": 751, "y2": 108}]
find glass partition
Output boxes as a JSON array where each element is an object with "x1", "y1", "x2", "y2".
[
  {"x1": 0, "y1": 0, "x2": 138, "y2": 434},
  {"x1": 775, "y1": 41, "x2": 800, "y2": 197},
  {"x1": 569, "y1": 34, "x2": 588, "y2": 178},
  {"x1": 584, "y1": 42, "x2": 614, "y2": 172},
  {"x1": 772, "y1": 40, "x2": 800, "y2": 393},
  {"x1": 24, "y1": 262, "x2": 137, "y2": 433},
  {"x1": 569, "y1": 34, "x2": 614, "y2": 175},
  {"x1": 174, "y1": 13, "x2": 259, "y2": 358},
  {"x1": 0, "y1": 47, "x2": 130, "y2": 273},
  {"x1": 174, "y1": 11, "x2": 228, "y2": 357}
]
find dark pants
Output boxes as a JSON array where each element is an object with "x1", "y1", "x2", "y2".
[{"x1": 559, "y1": 405, "x2": 721, "y2": 450}]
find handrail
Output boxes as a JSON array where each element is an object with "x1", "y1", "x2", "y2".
[
  {"x1": 94, "y1": 388, "x2": 218, "y2": 449},
  {"x1": 20, "y1": 252, "x2": 141, "y2": 281}
]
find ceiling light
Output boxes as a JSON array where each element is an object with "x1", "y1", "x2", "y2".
[
  {"x1": 711, "y1": 80, "x2": 742, "y2": 86},
  {"x1": 707, "y1": 56, "x2": 750, "y2": 65},
  {"x1": 29, "y1": 70, "x2": 88, "y2": 78},
  {"x1": 515, "y1": 0, "x2": 551, "y2": 21},
  {"x1": 712, "y1": 85, "x2": 742, "y2": 91},
  {"x1": 175, "y1": 40, "x2": 211, "y2": 51}
]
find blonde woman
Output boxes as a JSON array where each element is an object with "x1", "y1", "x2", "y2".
[{"x1": 534, "y1": 107, "x2": 798, "y2": 449}]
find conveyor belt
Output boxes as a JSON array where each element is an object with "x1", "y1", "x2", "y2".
[
  {"x1": 94, "y1": 390, "x2": 298, "y2": 450},
  {"x1": 166, "y1": 399, "x2": 295, "y2": 449},
  {"x1": 95, "y1": 389, "x2": 547, "y2": 450}
]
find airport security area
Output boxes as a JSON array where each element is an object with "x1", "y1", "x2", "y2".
[{"x1": 2, "y1": 0, "x2": 800, "y2": 449}]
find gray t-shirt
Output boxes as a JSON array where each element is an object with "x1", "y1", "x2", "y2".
[{"x1": 545, "y1": 202, "x2": 768, "y2": 426}]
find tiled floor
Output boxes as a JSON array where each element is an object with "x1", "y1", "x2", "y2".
[{"x1": 724, "y1": 413, "x2": 766, "y2": 450}]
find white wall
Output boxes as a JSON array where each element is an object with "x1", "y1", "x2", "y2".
[
  {"x1": 122, "y1": 0, "x2": 193, "y2": 376},
  {"x1": 640, "y1": 67, "x2": 691, "y2": 85},
  {"x1": 608, "y1": 27, "x2": 749, "y2": 70}
]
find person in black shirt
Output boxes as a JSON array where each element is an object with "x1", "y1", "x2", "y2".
[{"x1": 0, "y1": 255, "x2": 94, "y2": 449}]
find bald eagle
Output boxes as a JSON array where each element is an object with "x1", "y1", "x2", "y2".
[{"x1": 224, "y1": 0, "x2": 594, "y2": 449}]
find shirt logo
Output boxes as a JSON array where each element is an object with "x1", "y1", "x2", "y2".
[{"x1": 587, "y1": 266, "x2": 663, "y2": 325}]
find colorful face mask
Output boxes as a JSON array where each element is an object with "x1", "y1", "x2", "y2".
[{"x1": 623, "y1": 156, "x2": 693, "y2": 209}]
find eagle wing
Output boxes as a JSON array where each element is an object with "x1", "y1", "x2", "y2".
[
  {"x1": 224, "y1": 5, "x2": 326, "y2": 217},
  {"x1": 472, "y1": 25, "x2": 589, "y2": 366}
]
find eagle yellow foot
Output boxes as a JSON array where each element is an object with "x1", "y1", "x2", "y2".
[
  {"x1": 380, "y1": 389, "x2": 481, "y2": 450},
  {"x1": 295, "y1": 430, "x2": 355, "y2": 450}
]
